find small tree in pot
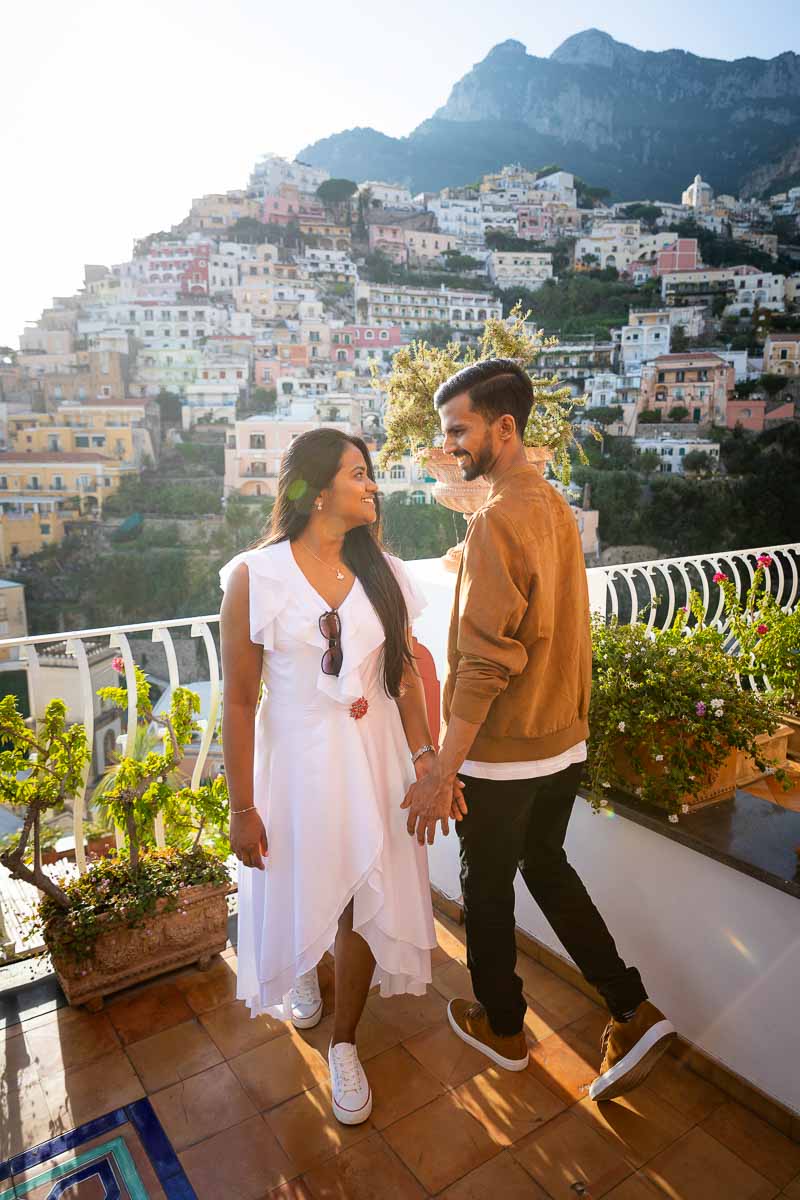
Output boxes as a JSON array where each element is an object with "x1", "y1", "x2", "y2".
[{"x1": 0, "y1": 671, "x2": 232, "y2": 1008}]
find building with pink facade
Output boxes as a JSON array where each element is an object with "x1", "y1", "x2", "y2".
[
  {"x1": 145, "y1": 242, "x2": 210, "y2": 294},
  {"x1": 367, "y1": 224, "x2": 407, "y2": 265},
  {"x1": 640, "y1": 353, "x2": 733, "y2": 425},
  {"x1": 726, "y1": 398, "x2": 795, "y2": 432},
  {"x1": 262, "y1": 186, "x2": 325, "y2": 227}
]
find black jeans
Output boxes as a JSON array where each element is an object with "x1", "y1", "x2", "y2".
[{"x1": 456, "y1": 761, "x2": 647, "y2": 1035}]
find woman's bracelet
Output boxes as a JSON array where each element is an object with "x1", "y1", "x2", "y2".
[
  {"x1": 411, "y1": 744, "x2": 436, "y2": 765},
  {"x1": 231, "y1": 805, "x2": 257, "y2": 814}
]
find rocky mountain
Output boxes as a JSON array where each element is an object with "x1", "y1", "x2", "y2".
[{"x1": 298, "y1": 32, "x2": 800, "y2": 201}]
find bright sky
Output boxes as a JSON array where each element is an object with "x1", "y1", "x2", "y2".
[{"x1": 2, "y1": 0, "x2": 799, "y2": 347}]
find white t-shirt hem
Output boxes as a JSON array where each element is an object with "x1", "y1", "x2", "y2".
[{"x1": 460, "y1": 741, "x2": 587, "y2": 782}]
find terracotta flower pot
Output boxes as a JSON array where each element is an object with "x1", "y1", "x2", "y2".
[
  {"x1": 612, "y1": 738, "x2": 739, "y2": 811},
  {"x1": 423, "y1": 446, "x2": 552, "y2": 571},
  {"x1": 736, "y1": 724, "x2": 793, "y2": 787},
  {"x1": 48, "y1": 881, "x2": 232, "y2": 1010}
]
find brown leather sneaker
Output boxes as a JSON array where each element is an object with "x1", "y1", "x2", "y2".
[
  {"x1": 447, "y1": 999, "x2": 529, "y2": 1071},
  {"x1": 589, "y1": 1001, "x2": 676, "y2": 1102}
]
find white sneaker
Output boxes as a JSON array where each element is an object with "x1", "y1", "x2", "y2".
[
  {"x1": 328, "y1": 1041, "x2": 372, "y2": 1125},
  {"x1": 289, "y1": 968, "x2": 323, "y2": 1029}
]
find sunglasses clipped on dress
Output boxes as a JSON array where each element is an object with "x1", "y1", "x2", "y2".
[{"x1": 319, "y1": 610, "x2": 342, "y2": 676}]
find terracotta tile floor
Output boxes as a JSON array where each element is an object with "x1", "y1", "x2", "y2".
[{"x1": 3, "y1": 913, "x2": 798, "y2": 1199}]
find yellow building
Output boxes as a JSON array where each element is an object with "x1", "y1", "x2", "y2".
[
  {"x1": 8, "y1": 399, "x2": 157, "y2": 468},
  {"x1": 764, "y1": 332, "x2": 800, "y2": 377},
  {"x1": 0, "y1": 450, "x2": 132, "y2": 562},
  {"x1": 0, "y1": 579, "x2": 28, "y2": 661}
]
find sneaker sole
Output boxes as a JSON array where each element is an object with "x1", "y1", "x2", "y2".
[
  {"x1": 589, "y1": 1020, "x2": 676, "y2": 1102},
  {"x1": 291, "y1": 998, "x2": 323, "y2": 1030},
  {"x1": 447, "y1": 1001, "x2": 529, "y2": 1072},
  {"x1": 331, "y1": 1088, "x2": 372, "y2": 1125}
]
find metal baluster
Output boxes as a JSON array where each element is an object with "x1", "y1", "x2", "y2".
[
  {"x1": 190, "y1": 621, "x2": 221, "y2": 790},
  {"x1": 65, "y1": 638, "x2": 94, "y2": 873},
  {"x1": 151, "y1": 626, "x2": 183, "y2": 850},
  {"x1": 108, "y1": 632, "x2": 138, "y2": 849}
]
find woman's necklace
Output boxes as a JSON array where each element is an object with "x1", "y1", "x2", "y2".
[{"x1": 298, "y1": 539, "x2": 347, "y2": 582}]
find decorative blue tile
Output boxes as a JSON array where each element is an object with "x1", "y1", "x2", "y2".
[{"x1": 0, "y1": 1105, "x2": 197, "y2": 1200}]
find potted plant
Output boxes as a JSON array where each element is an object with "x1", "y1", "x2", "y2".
[
  {"x1": 714, "y1": 553, "x2": 800, "y2": 763},
  {"x1": 0, "y1": 669, "x2": 232, "y2": 1010},
  {"x1": 375, "y1": 305, "x2": 588, "y2": 563},
  {"x1": 587, "y1": 595, "x2": 787, "y2": 820}
]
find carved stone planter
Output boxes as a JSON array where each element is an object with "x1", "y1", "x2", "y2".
[
  {"x1": 781, "y1": 712, "x2": 800, "y2": 760},
  {"x1": 612, "y1": 739, "x2": 739, "y2": 811},
  {"x1": 423, "y1": 446, "x2": 552, "y2": 571},
  {"x1": 736, "y1": 724, "x2": 793, "y2": 787},
  {"x1": 49, "y1": 881, "x2": 232, "y2": 1010}
]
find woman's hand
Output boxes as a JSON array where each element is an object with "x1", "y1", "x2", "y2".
[{"x1": 230, "y1": 809, "x2": 268, "y2": 870}]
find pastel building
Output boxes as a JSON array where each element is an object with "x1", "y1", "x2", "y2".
[
  {"x1": 248, "y1": 154, "x2": 329, "y2": 201},
  {"x1": 355, "y1": 283, "x2": 501, "y2": 336},
  {"x1": 633, "y1": 432, "x2": 720, "y2": 473},
  {"x1": 681, "y1": 174, "x2": 714, "y2": 211},
  {"x1": 404, "y1": 231, "x2": 462, "y2": 265},
  {"x1": 487, "y1": 250, "x2": 553, "y2": 291},
  {"x1": 764, "y1": 332, "x2": 800, "y2": 377},
  {"x1": 368, "y1": 223, "x2": 408, "y2": 265},
  {"x1": 224, "y1": 402, "x2": 361, "y2": 498},
  {"x1": 639, "y1": 353, "x2": 734, "y2": 425}
]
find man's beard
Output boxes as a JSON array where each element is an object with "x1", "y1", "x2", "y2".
[{"x1": 455, "y1": 432, "x2": 494, "y2": 482}]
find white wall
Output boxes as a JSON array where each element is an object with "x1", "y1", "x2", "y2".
[{"x1": 406, "y1": 556, "x2": 800, "y2": 1116}]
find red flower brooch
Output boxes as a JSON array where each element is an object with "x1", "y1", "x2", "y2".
[{"x1": 350, "y1": 697, "x2": 369, "y2": 720}]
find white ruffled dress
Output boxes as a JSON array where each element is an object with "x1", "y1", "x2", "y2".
[{"x1": 219, "y1": 539, "x2": 436, "y2": 1018}]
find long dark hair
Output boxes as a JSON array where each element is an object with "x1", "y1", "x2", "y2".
[{"x1": 257, "y1": 427, "x2": 413, "y2": 696}]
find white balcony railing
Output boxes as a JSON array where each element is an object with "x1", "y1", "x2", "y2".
[{"x1": 0, "y1": 543, "x2": 797, "y2": 880}]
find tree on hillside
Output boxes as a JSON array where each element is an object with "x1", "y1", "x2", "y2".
[
  {"x1": 636, "y1": 450, "x2": 661, "y2": 476},
  {"x1": 682, "y1": 450, "x2": 713, "y2": 476},
  {"x1": 760, "y1": 373, "x2": 789, "y2": 397},
  {"x1": 317, "y1": 178, "x2": 357, "y2": 208},
  {"x1": 156, "y1": 389, "x2": 182, "y2": 425},
  {"x1": 667, "y1": 406, "x2": 690, "y2": 422},
  {"x1": 619, "y1": 204, "x2": 663, "y2": 229}
]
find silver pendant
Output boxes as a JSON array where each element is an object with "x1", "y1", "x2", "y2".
[{"x1": 336, "y1": 569, "x2": 345, "y2": 581}]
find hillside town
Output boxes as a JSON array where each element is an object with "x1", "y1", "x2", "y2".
[{"x1": 1, "y1": 155, "x2": 799, "y2": 580}]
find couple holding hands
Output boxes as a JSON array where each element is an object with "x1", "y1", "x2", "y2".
[{"x1": 220, "y1": 358, "x2": 674, "y2": 1125}]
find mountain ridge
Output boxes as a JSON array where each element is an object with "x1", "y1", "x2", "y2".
[{"x1": 298, "y1": 31, "x2": 800, "y2": 200}]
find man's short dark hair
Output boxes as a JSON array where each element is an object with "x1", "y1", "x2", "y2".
[{"x1": 433, "y1": 358, "x2": 533, "y2": 439}]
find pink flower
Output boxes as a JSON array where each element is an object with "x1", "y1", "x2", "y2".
[
  {"x1": 757, "y1": 554, "x2": 773, "y2": 569},
  {"x1": 713, "y1": 572, "x2": 726, "y2": 583},
  {"x1": 695, "y1": 701, "x2": 707, "y2": 716},
  {"x1": 111, "y1": 656, "x2": 125, "y2": 674},
  {"x1": 757, "y1": 623, "x2": 769, "y2": 636}
]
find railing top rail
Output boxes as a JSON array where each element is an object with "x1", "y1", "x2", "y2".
[
  {"x1": 0, "y1": 614, "x2": 220, "y2": 650},
  {"x1": 585, "y1": 543, "x2": 800, "y2": 576}
]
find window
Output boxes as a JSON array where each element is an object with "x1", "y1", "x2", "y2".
[
  {"x1": 249, "y1": 434, "x2": 265, "y2": 449},
  {"x1": 180, "y1": 328, "x2": 189, "y2": 337},
  {"x1": 30, "y1": 475, "x2": 40, "y2": 489},
  {"x1": 379, "y1": 331, "x2": 388, "y2": 340},
  {"x1": 780, "y1": 348, "x2": 788, "y2": 361},
  {"x1": 390, "y1": 464, "x2": 406, "y2": 480},
  {"x1": 75, "y1": 435, "x2": 90, "y2": 448},
  {"x1": 676, "y1": 371, "x2": 685, "y2": 382},
  {"x1": 91, "y1": 436, "x2": 105, "y2": 447},
  {"x1": 0, "y1": 477, "x2": 6, "y2": 489}
]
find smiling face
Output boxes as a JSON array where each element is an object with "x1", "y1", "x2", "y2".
[
  {"x1": 438, "y1": 391, "x2": 504, "y2": 482},
  {"x1": 320, "y1": 442, "x2": 379, "y2": 530}
]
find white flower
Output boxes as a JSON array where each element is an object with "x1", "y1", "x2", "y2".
[
  {"x1": 714, "y1": 709, "x2": 724, "y2": 718},
  {"x1": 681, "y1": 804, "x2": 690, "y2": 813},
  {"x1": 635, "y1": 787, "x2": 643, "y2": 796},
  {"x1": 599, "y1": 798, "x2": 609, "y2": 807},
  {"x1": 655, "y1": 754, "x2": 664, "y2": 762},
  {"x1": 618, "y1": 721, "x2": 626, "y2": 732},
  {"x1": 688, "y1": 775, "x2": 695, "y2": 781},
  {"x1": 601, "y1": 781, "x2": 611, "y2": 789},
  {"x1": 669, "y1": 814, "x2": 679, "y2": 823},
  {"x1": 668, "y1": 648, "x2": 678, "y2": 656},
  {"x1": 710, "y1": 698, "x2": 725, "y2": 710}
]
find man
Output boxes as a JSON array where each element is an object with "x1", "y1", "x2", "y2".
[{"x1": 402, "y1": 357, "x2": 675, "y2": 1102}]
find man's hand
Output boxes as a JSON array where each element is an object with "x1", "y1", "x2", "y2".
[{"x1": 402, "y1": 755, "x2": 464, "y2": 845}]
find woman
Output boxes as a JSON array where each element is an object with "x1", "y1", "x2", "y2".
[{"x1": 219, "y1": 428, "x2": 456, "y2": 1126}]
